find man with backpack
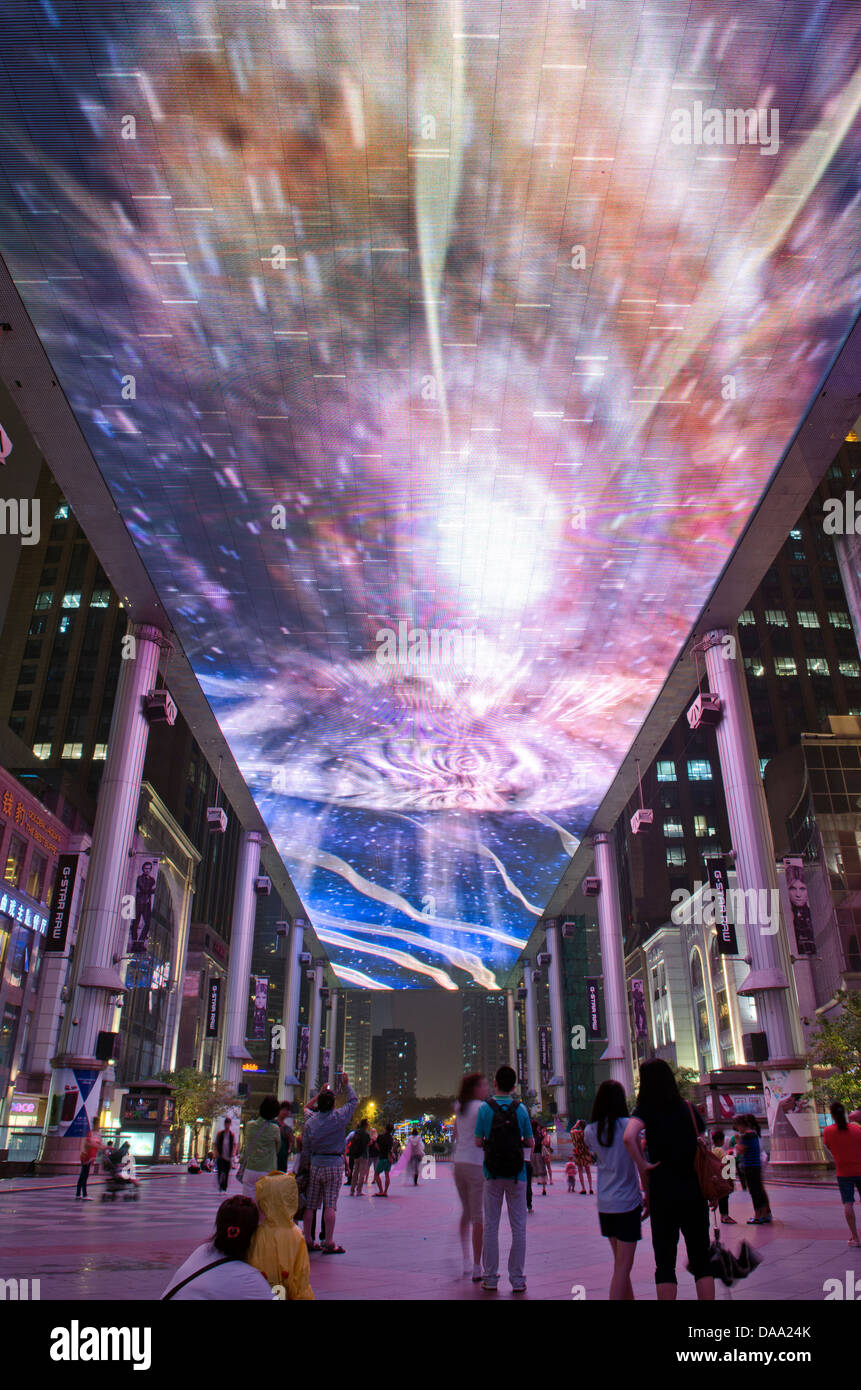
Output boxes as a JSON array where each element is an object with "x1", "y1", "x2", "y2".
[{"x1": 474, "y1": 1064, "x2": 534, "y2": 1293}]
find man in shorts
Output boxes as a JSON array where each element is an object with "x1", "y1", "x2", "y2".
[{"x1": 301, "y1": 1076, "x2": 358, "y2": 1254}]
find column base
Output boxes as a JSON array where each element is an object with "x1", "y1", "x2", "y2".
[{"x1": 38, "y1": 1135, "x2": 87, "y2": 1175}]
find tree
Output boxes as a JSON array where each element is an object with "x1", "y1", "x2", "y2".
[
  {"x1": 158, "y1": 1068, "x2": 240, "y2": 1161},
  {"x1": 673, "y1": 1066, "x2": 700, "y2": 1101},
  {"x1": 807, "y1": 991, "x2": 861, "y2": 1110}
]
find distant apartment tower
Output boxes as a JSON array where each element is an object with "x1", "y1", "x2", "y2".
[
  {"x1": 371, "y1": 1028, "x2": 417, "y2": 1099},
  {"x1": 461, "y1": 988, "x2": 510, "y2": 1078},
  {"x1": 341, "y1": 990, "x2": 372, "y2": 1096}
]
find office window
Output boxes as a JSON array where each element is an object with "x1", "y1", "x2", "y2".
[
  {"x1": 90, "y1": 589, "x2": 111, "y2": 608},
  {"x1": 666, "y1": 847, "x2": 686, "y2": 867},
  {"x1": 789, "y1": 529, "x2": 802, "y2": 540},
  {"x1": 693, "y1": 814, "x2": 710, "y2": 837},
  {"x1": 796, "y1": 611, "x2": 820, "y2": 629},
  {"x1": 687, "y1": 759, "x2": 712, "y2": 781},
  {"x1": 760, "y1": 758, "x2": 769, "y2": 777},
  {"x1": 839, "y1": 660, "x2": 861, "y2": 678},
  {"x1": 25, "y1": 851, "x2": 49, "y2": 902},
  {"x1": 807, "y1": 657, "x2": 830, "y2": 676},
  {"x1": 4, "y1": 833, "x2": 28, "y2": 889},
  {"x1": 62, "y1": 592, "x2": 82, "y2": 609},
  {"x1": 764, "y1": 609, "x2": 788, "y2": 627},
  {"x1": 34, "y1": 591, "x2": 53, "y2": 611},
  {"x1": 737, "y1": 610, "x2": 755, "y2": 626},
  {"x1": 774, "y1": 656, "x2": 797, "y2": 676},
  {"x1": 58, "y1": 614, "x2": 73, "y2": 635},
  {"x1": 54, "y1": 503, "x2": 70, "y2": 520},
  {"x1": 744, "y1": 657, "x2": 765, "y2": 677},
  {"x1": 829, "y1": 611, "x2": 852, "y2": 630},
  {"x1": 93, "y1": 744, "x2": 108, "y2": 761},
  {"x1": 656, "y1": 760, "x2": 676, "y2": 782},
  {"x1": 32, "y1": 743, "x2": 52, "y2": 760},
  {"x1": 663, "y1": 819, "x2": 684, "y2": 838},
  {"x1": 61, "y1": 743, "x2": 83, "y2": 760}
]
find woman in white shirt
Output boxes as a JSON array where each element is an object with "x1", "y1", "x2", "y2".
[
  {"x1": 452, "y1": 1072, "x2": 489, "y2": 1281},
  {"x1": 584, "y1": 1081, "x2": 645, "y2": 1301},
  {"x1": 162, "y1": 1197, "x2": 272, "y2": 1301}
]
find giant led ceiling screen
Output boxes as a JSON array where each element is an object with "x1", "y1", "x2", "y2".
[{"x1": 2, "y1": 1, "x2": 861, "y2": 988}]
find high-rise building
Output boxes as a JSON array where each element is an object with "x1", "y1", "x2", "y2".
[
  {"x1": 461, "y1": 988, "x2": 510, "y2": 1079},
  {"x1": 371, "y1": 1027, "x2": 417, "y2": 1100},
  {"x1": 341, "y1": 990, "x2": 372, "y2": 1097}
]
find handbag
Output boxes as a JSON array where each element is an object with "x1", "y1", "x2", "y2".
[
  {"x1": 162, "y1": 1257, "x2": 231, "y2": 1300},
  {"x1": 688, "y1": 1103, "x2": 733, "y2": 1205}
]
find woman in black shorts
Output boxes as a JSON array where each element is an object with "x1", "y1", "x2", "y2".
[
  {"x1": 584, "y1": 1081, "x2": 644, "y2": 1300},
  {"x1": 624, "y1": 1059, "x2": 715, "y2": 1301}
]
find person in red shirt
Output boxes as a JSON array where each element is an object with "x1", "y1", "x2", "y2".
[{"x1": 822, "y1": 1102, "x2": 861, "y2": 1248}]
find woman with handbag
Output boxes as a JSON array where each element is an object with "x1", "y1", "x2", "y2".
[
  {"x1": 161, "y1": 1197, "x2": 272, "y2": 1300},
  {"x1": 238, "y1": 1096, "x2": 282, "y2": 1200},
  {"x1": 624, "y1": 1059, "x2": 715, "y2": 1302}
]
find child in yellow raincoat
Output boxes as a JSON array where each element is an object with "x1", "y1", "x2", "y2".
[{"x1": 248, "y1": 1171, "x2": 315, "y2": 1300}]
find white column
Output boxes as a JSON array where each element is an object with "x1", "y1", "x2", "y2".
[
  {"x1": 521, "y1": 962, "x2": 542, "y2": 1106},
  {"x1": 704, "y1": 629, "x2": 824, "y2": 1172},
  {"x1": 29, "y1": 834, "x2": 90, "y2": 1082},
  {"x1": 305, "y1": 961, "x2": 324, "y2": 1099},
  {"x1": 220, "y1": 830, "x2": 262, "y2": 1092},
  {"x1": 593, "y1": 833, "x2": 635, "y2": 1095},
  {"x1": 327, "y1": 989, "x2": 339, "y2": 1085},
  {"x1": 544, "y1": 921, "x2": 569, "y2": 1127},
  {"x1": 703, "y1": 632, "x2": 803, "y2": 1055},
  {"x1": 43, "y1": 625, "x2": 164, "y2": 1168},
  {"x1": 505, "y1": 988, "x2": 518, "y2": 1065},
  {"x1": 277, "y1": 917, "x2": 305, "y2": 1100}
]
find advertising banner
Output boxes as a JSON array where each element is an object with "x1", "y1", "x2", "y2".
[
  {"x1": 706, "y1": 855, "x2": 738, "y2": 954},
  {"x1": 297, "y1": 1025, "x2": 310, "y2": 1074},
  {"x1": 516, "y1": 1047, "x2": 526, "y2": 1085},
  {"x1": 631, "y1": 977, "x2": 648, "y2": 1040},
  {"x1": 762, "y1": 1067, "x2": 819, "y2": 1140},
  {"x1": 43, "y1": 853, "x2": 78, "y2": 953},
  {"x1": 205, "y1": 978, "x2": 221, "y2": 1038},
  {"x1": 251, "y1": 975, "x2": 269, "y2": 1039},
  {"x1": 126, "y1": 853, "x2": 159, "y2": 955},
  {"x1": 585, "y1": 978, "x2": 603, "y2": 1037},
  {"x1": 784, "y1": 857, "x2": 816, "y2": 956},
  {"x1": 320, "y1": 1046, "x2": 330, "y2": 1085},
  {"x1": 538, "y1": 1025, "x2": 551, "y2": 1082}
]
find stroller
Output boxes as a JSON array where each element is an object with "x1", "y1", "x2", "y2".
[{"x1": 100, "y1": 1142, "x2": 141, "y2": 1202}]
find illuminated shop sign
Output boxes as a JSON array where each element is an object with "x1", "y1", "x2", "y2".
[{"x1": 0, "y1": 891, "x2": 48, "y2": 936}]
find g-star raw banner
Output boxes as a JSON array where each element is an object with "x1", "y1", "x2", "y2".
[
  {"x1": 585, "y1": 978, "x2": 603, "y2": 1038},
  {"x1": 251, "y1": 976, "x2": 269, "y2": 1040},
  {"x1": 706, "y1": 855, "x2": 738, "y2": 955},
  {"x1": 43, "y1": 853, "x2": 78, "y2": 953},
  {"x1": 631, "y1": 977, "x2": 648, "y2": 1041},
  {"x1": 205, "y1": 978, "x2": 221, "y2": 1038},
  {"x1": 538, "y1": 1025, "x2": 552, "y2": 1082},
  {"x1": 516, "y1": 1047, "x2": 526, "y2": 1086}
]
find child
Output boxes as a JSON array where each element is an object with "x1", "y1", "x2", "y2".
[
  {"x1": 248, "y1": 1171, "x2": 315, "y2": 1299},
  {"x1": 711, "y1": 1128, "x2": 736, "y2": 1224},
  {"x1": 565, "y1": 1159, "x2": 577, "y2": 1193}
]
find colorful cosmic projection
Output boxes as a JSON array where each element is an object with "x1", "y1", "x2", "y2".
[{"x1": 1, "y1": 2, "x2": 861, "y2": 987}]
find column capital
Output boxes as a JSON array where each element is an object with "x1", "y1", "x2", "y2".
[
  {"x1": 130, "y1": 622, "x2": 169, "y2": 646},
  {"x1": 593, "y1": 831, "x2": 610, "y2": 847}
]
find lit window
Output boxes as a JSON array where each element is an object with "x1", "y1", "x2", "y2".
[
  {"x1": 829, "y1": 611, "x2": 852, "y2": 630},
  {"x1": 687, "y1": 759, "x2": 712, "y2": 781},
  {"x1": 54, "y1": 503, "x2": 70, "y2": 520},
  {"x1": 765, "y1": 610, "x2": 788, "y2": 627},
  {"x1": 32, "y1": 743, "x2": 52, "y2": 760},
  {"x1": 656, "y1": 760, "x2": 676, "y2": 782},
  {"x1": 90, "y1": 590, "x2": 111, "y2": 608},
  {"x1": 774, "y1": 656, "x2": 797, "y2": 677},
  {"x1": 62, "y1": 593, "x2": 81, "y2": 609},
  {"x1": 839, "y1": 660, "x2": 861, "y2": 678},
  {"x1": 737, "y1": 610, "x2": 755, "y2": 626},
  {"x1": 806, "y1": 657, "x2": 829, "y2": 676},
  {"x1": 93, "y1": 744, "x2": 108, "y2": 761},
  {"x1": 663, "y1": 819, "x2": 684, "y2": 838},
  {"x1": 694, "y1": 814, "x2": 709, "y2": 837},
  {"x1": 796, "y1": 611, "x2": 820, "y2": 629},
  {"x1": 666, "y1": 847, "x2": 686, "y2": 866},
  {"x1": 790, "y1": 529, "x2": 802, "y2": 541},
  {"x1": 744, "y1": 657, "x2": 765, "y2": 677},
  {"x1": 34, "y1": 591, "x2": 53, "y2": 611},
  {"x1": 61, "y1": 743, "x2": 83, "y2": 759},
  {"x1": 759, "y1": 758, "x2": 769, "y2": 777},
  {"x1": 58, "y1": 614, "x2": 72, "y2": 634}
]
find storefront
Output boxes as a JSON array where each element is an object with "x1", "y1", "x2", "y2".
[{"x1": 116, "y1": 1082, "x2": 175, "y2": 1163}]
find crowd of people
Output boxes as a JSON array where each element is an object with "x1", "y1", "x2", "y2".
[{"x1": 151, "y1": 1061, "x2": 861, "y2": 1299}]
